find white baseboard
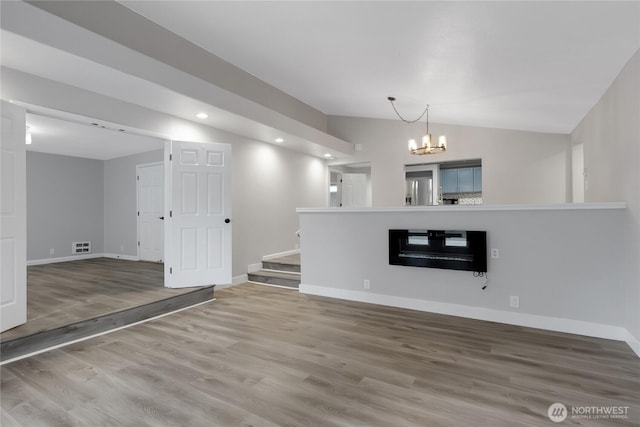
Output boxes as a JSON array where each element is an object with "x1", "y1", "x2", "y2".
[
  {"x1": 27, "y1": 253, "x2": 142, "y2": 265},
  {"x1": 300, "y1": 284, "x2": 637, "y2": 356},
  {"x1": 222, "y1": 274, "x2": 247, "y2": 287},
  {"x1": 27, "y1": 253, "x2": 103, "y2": 266},
  {"x1": 103, "y1": 253, "x2": 140, "y2": 262},
  {"x1": 248, "y1": 262, "x2": 262, "y2": 273},
  {"x1": 263, "y1": 249, "x2": 300, "y2": 261}
]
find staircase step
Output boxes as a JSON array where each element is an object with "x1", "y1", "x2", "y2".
[
  {"x1": 248, "y1": 270, "x2": 300, "y2": 289},
  {"x1": 262, "y1": 261, "x2": 301, "y2": 273}
]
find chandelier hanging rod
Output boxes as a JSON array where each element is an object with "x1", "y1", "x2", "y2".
[{"x1": 387, "y1": 96, "x2": 429, "y2": 124}]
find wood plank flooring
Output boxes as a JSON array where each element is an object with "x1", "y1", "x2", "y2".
[
  {"x1": 2, "y1": 283, "x2": 639, "y2": 426},
  {"x1": 1, "y1": 258, "x2": 201, "y2": 342}
]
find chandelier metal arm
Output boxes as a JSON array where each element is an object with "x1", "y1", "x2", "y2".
[{"x1": 387, "y1": 96, "x2": 429, "y2": 124}]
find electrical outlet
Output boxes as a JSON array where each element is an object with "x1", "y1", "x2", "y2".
[
  {"x1": 49, "y1": 248, "x2": 55, "y2": 255},
  {"x1": 491, "y1": 248, "x2": 500, "y2": 259},
  {"x1": 364, "y1": 279, "x2": 371, "y2": 290},
  {"x1": 510, "y1": 296, "x2": 520, "y2": 308}
]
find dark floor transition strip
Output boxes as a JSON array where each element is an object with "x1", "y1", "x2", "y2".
[{"x1": 0, "y1": 286, "x2": 214, "y2": 362}]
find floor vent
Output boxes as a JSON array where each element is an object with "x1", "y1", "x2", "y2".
[{"x1": 72, "y1": 241, "x2": 91, "y2": 254}]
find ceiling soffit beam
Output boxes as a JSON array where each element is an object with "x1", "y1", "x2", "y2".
[
  {"x1": 2, "y1": 1, "x2": 353, "y2": 157},
  {"x1": 25, "y1": 0, "x2": 328, "y2": 133}
]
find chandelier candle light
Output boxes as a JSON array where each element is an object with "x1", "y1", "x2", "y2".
[{"x1": 388, "y1": 96, "x2": 447, "y2": 155}]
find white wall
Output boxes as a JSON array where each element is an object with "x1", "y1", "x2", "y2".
[
  {"x1": 299, "y1": 205, "x2": 631, "y2": 345},
  {"x1": 231, "y1": 138, "x2": 326, "y2": 275},
  {"x1": 103, "y1": 150, "x2": 164, "y2": 257},
  {"x1": 572, "y1": 50, "x2": 640, "y2": 348},
  {"x1": 327, "y1": 117, "x2": 571, "y2": 206},
  {"x1": 26, "y1": 151, "x2": 104, "y2": 261},
  {"x1": 3, "y1": 69, "x2": 327, "y2": 279}
]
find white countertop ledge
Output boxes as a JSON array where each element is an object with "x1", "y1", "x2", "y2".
[{"x1": 297, "y1": 202, "x2": 627, "y2": 214}]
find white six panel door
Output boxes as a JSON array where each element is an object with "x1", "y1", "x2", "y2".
[
  {"x1": 137, "y1": 163, "x2": 164, "y2": 262},
  {"x1": 166, "y1": 141, "x2": 231, "y2": 288},
  {"x1": 341, "y1": 173, "x2": 367, "y2": 207},
  {"x1": 1, "y1": 101, "x2": 27, "y2": 332}
]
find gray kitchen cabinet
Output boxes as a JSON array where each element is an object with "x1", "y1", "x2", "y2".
[
  {"x1": 457, "y1": 168, "x2": 474, "y2": 193},
  {"x1": 441, "y1": 166, "x2": 482, "y2": 194},
  {"x1": 441, "y1": 169, "x2": 458, "y2": 193},
  {"x1": 473, "y1": 166, "x2": 482, "y2": 192}
]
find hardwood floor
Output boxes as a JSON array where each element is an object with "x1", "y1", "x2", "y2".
[
  {"x1": 1, "y1": 258, "x2": 200, "y2": 341},
  {"x1": 2, "y1": 283, "x2": 638, "y2": 426}
]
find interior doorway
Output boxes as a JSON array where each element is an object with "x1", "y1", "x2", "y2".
[
  {"x1": 137, "y1": 163, "x2": 164, "y2": 262},
  {"x1": 4, "y1": 102, "x2": 233, "y2": 335},
  {"x1": 329, "y1": 162, "x2": 372, "y2": 208}
]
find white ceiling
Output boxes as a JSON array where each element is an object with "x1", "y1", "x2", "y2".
[
  {"x1": 120, "y1": 1, "x2": 640, "y2": 133},
  {"x1": 3, "y1": 1, "x2": 640, "y2": 160}
]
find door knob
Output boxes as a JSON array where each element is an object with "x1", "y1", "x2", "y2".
[
  {"x1": 158, "y1": 216, "x2": 164, "y2": 220},
  {"x1": 224, "y1": 218, "x2": 231, "y2": 224}
]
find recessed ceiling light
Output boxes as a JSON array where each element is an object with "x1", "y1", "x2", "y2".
[
  {"x1": 275, "y1": 138, "x2": 284, "y2": 143},
  {"x1": 196, "y1": 112, "x2": 208, "y2": 119},
  {"x1": 324, "y1": 153, "x2": 332, "y2": 158}
]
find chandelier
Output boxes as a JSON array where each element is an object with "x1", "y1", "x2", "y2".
[{"x1": 387, "y1": 96, "x2": 447, "y2": 155}]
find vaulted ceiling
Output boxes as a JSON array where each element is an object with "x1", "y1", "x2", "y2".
[
  {"x1": 120, "y1": 1, "x2": 639, "y2": 133},
  {"x1": 2, "y1": 1, "x2": 639, "y2": 159}
]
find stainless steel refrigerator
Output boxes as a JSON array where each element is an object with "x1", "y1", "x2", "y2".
[{"x1": 405, "y1": 172, "x2": 433, "y2": 206}]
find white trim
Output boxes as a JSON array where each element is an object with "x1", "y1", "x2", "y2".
[
  {"x1": 249, "y1": 281, "x2": 298, "y2": 290},
  {"x1": 27, "y1": 253, "x2": 143, "y2": 266},
  {"x1": 27, "y1": 253, "x2": 103, "y2": 266},
  {"x1": 248, "y1": 262, "x2": 262, "y2": 273},
  {"x1": 299, "y1": 284, "x2": 636, "y2": 354},
  {"x1": 262, "y1": 249, "x2": 300, "y2": 260},
  {"x1": 230, "y1": 274, "x2": 248, "y2": 286},
  {"x1": 296, "y1": 202, "x2": 627, "y2": 214},
  {"x1": 103, "y1": 253, "x2": 140, "y2": 262},
  {"x1": 625, "y1": 330, "x2": 640, "y2": 358},
  {"x1": 0, "y1": 298, "x2": 216, "y2": 366}
]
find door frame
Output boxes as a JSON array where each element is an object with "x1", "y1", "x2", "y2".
[{"x1": 136, "y1": 161, "x2": 164, "y2": 262}]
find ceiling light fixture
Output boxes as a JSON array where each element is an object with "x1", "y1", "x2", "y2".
[
  {"x1": 275, "y1": 137, "x2": 284, "y2": 143},
  {"x1": 387, "y1": 96, "x2": 447, "y2": 155},
  {"x1": 196, "y1": 112, "x2": 208, "y2": 119},
  {"x1": 25, "y1": 126, "x2": 32, "y2": 145}
]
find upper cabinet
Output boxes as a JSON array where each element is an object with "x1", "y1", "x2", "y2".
[
  {"x1": 473, "y1": 166, "x2": 482, "y2": 192},
  {"x1": 457, "y1": 168, "x2": 474, "y2": 193},
  {"x1": 441, "y1": 168, "x2": 458, "y2": 194},
  {"x1": 441, "y1": 166, "x2": 482, "y2": 194}
]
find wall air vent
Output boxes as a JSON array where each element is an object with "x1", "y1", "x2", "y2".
[{"x1": 72, "y1": 241, "x2": 91, "y2": 254}]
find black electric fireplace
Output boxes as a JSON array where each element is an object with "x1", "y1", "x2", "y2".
[{"x1": 389, "y1": 229, "x2": 487, "y2": 272}]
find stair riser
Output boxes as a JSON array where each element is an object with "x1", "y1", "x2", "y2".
[
  {"x1": 262, "y1": 261, "x2": 301, "y2": 273},
  {"x1": 247, "y1": 274, "x2": 300, "y2": 289}
]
